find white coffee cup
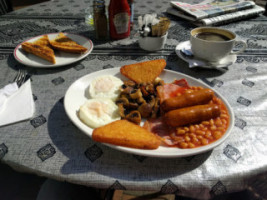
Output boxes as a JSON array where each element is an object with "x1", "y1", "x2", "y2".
[{"x1": 190, "y1": 27, "x2": 247, "y2": 63}]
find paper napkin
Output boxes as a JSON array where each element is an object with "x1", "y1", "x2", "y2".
[
  {"x1": 0, "y1": 79, "x2": 35, "y2": 127},
  {"x1": 0, "y1": 82, "x2": 18, "y2": 112}
]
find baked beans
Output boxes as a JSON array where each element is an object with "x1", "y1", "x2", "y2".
[{"x1": 171, "y1": 87, "x2": 230, "y2": 149}]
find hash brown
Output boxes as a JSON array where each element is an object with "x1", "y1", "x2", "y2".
[
  {"x1": 92, "y1": 120, "x2": 161, "y2": 149},
  {"x1": 120, "y1": 59, "x2": 166, "y2": 84}
]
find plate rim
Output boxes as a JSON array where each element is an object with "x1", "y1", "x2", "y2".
[
  {"x1": 14, "y1": 32, "x2": 93, "y2": 68},
  {"x1": 64, "y1": 67, "x2": 235, "y2": 158}
]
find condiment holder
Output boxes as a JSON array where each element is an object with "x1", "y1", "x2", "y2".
[
  {"x1": 138, "y1": 14, "x2": 170, "y2": 51},
  {"x1": 138, "y1": 32, "x2": 168, "y2": 51}
]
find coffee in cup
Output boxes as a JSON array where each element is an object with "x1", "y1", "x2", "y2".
[{"x1": 190, "y1": 27, "x2": 247, "y2": 63}]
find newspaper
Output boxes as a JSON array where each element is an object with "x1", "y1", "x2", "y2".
[{"x1": 166, "y1": 0, "x2": 265, "y2": 26}]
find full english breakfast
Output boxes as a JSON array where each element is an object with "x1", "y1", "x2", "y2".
[{"x1": 78, "y1": 59, "x2": 230, "y2": 150}]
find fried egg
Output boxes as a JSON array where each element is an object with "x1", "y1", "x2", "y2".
[
  {"x1": 79, "y1": 98, "x2": 120, "y2": 128},
  {"x1": 89, "y1": 75, "x2": 123, "y2": 101}
]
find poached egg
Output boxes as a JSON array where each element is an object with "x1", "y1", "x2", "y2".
[
  {"x1": 89, "y1": 75, "x2": 123, "y2": 101},
  {"x1": 79, "y1": 98, "x2": 120, "y2": 129}
]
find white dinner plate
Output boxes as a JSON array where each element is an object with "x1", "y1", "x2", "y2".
[
  {"x1": 64, "y1": 68, "x2": 234, "y2": 158},
  {"x1": 14, "y1": 33, "x2": 93, "y2": 68}
]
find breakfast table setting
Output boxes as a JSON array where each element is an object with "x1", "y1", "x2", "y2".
[{"x1": 0, "y1": 0, "x2": 267, "y2": 199}]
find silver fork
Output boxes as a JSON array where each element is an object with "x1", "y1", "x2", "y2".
[{"x1": 13, "y1": 69, "x2": 27, "y2": 87}]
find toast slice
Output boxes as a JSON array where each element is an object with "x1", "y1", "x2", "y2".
[
  {"x1": 49, "y1": 32, "x2": 87, "y2": 53},
  {"x1": 21, "y1": 35, "x2": 56, "y2": 64},
  {"x1": 92, "y1": 120, "x2": 161, "y2": 149},
  {"x1": 120, "y1": 59, "x2": 166, "y2": 84}
]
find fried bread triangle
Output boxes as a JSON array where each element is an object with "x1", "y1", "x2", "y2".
[
  {"x1": 21, "y1": 35, "x2": 56, "y2": 64},
  {"x1": 48, "y1": 32, "x2": 87, "y2": 53}
]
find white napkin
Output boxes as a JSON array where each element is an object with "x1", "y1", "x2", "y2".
[
  {"x1": 0, "y1": 79, "x2": 35, "y2": 127},
  {"x1": 0, "y1": 82, "x2": 18, "y2": 111}
]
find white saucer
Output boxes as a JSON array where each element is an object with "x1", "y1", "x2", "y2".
[{"x1": 175, "y1": 41, "x2": 237, "y2": 69}]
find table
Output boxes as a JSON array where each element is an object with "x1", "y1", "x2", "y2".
[{"x1": 0, "y1": 0, "x2": 267, "y2": 199}]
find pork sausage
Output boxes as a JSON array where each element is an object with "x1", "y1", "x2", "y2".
[
  {"x1": 161, "y1": 88, "x2": 214, "y2": 112},
  {"x1": 164, "y1": 104, "x2": 221, "y2": 127}
]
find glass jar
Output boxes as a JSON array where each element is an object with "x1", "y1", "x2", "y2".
[
  {"x1": 93, "y1": 2, "x2": 108, "y2": 40},
  {"x1": 84, "y1": 6, "x2": 94, "y2": 26}
]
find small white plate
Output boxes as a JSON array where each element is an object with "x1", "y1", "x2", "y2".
[
  {"x1": 175, "y1": 41, "x2": 236, "y2": 69},
  {"x1": 14, "y1": 33, "x2": 93, "y2": 68},
  {"x1": 64, "y1": 68, "x2": 234, "y2": 158}
]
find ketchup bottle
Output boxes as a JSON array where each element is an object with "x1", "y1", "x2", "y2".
[{"x1": 108, "y1": 0, "x2": 131, "y2": 40}]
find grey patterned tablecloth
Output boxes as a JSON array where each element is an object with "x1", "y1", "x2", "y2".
[{"x1": 0, "y1": 0, "x2": 267, "y2": 199}]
